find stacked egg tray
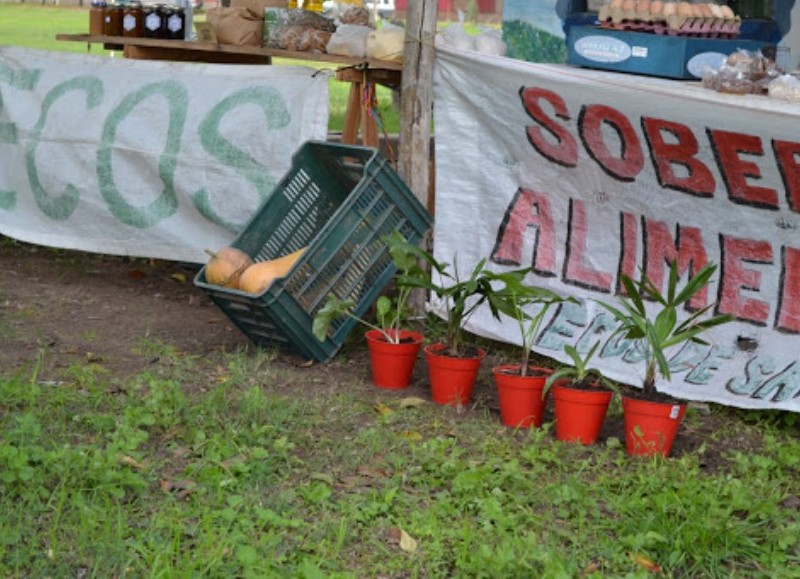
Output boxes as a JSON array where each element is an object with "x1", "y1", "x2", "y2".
[{"x1": 597, "y1": 1, "x2": 742, "y2": 38}]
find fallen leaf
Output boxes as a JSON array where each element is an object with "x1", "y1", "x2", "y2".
[
  {"x1": 221, "y1": 454, "x2": 247, "y2": 468},
  {"x1": 399, "y1": 397, "x2": 427, "y2": 408},
  {"x1": 127, "y1": 269, "x2": 146, "y2": 279},
  {"x1": 582, "y1": 561, "x2": 600, "y2": 575},
  {"x1": 628, "y1": 552, "x2": 662, "y2": 574},
  {"x1": 85, "y1": 352, "x2": 103, "y2": 363},
  {"x1": 159, "y1": 478, "x2": 197, "y2": 499},
  {"x1": 400, "y1": 430, "x2": 423, "y2": 441},
  {"x1": 780, "y1": 495, "x2": 800, "y2": 510},
  {"x1": 38, "y1": 380, "x2": 64, "y2": 387},
  {"x1": 107, "y1": 384, "x2": 126, "y2": 395},
  {"x1": 310, "y1": 472, "x2": 335, "y2": 485},
  {"x1": 119, "y1": 455, "x2": 146, "y2": 469},
  {"x1": 399, "y1": 528, "x2": 418, "y2": 553},
  {"x1": 336, "y1": 475, "x2": 361, "y2": 488},
  {"x1": 374, "y1": 403, "x2": 394, "y2": 415},
  {"x1": 299, "y1": 359, "x2": 315, "y2": 368},
  {"x1": 357, "y1": 465, "x2": 390, "y2": 478},
  {"x1": 171, "y1": 272, "x2": 187, "y2": 283}
]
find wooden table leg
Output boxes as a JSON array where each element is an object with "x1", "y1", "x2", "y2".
[
  {"x1": 336, "y1": 67, "x2": 401, "y2": 148},
  {"x1": 342, "y1": 81, "x2": 362, "y2": 146}
]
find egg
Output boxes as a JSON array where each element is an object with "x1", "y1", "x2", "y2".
[
  {"x1": 691, "y1": 3, "x2": 704, "y2": 17},
  {"x1": 621, "y1": 0, "x2": 637, "y2": 13},
  {"x1": 677, "y1": 1, "x2": 694, "y2": 17},
  {"x1": 662, "y1": 2, "x2": 677, "y2": 16},
  {"x1": 720, "y1": 4, "x2": 736, "y2": 19},
  {"x1": 699, "y1": 3, "x2": 714, "y2": 18},
  {"x1": 637, "y1": 0, "x2": 651, "y2": 19},
  {"x1": 708, "y1": 3, "x2": 724, "y2": 18},
  {"x1": 650, "y1": 0, "x2": 664, "y2": 15},
  {"x1": 609, "y1": 0, "x2": 624, "y2": 10}
]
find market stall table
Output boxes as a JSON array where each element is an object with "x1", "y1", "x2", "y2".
[{"x1": 56, "y1": 34, "x2": 403, "y2": 148}]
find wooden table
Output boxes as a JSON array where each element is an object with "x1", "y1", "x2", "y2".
[{"x1": 56, "y1": 34, "x2": 403, "y2": 148}]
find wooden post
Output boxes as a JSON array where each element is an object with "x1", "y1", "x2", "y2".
[
  {"x1": 398, "y1": 0, "x2": 437, "y2": 211},
  {"x1": 398, "y1": 0, "x2": 438, "y2": 314}
]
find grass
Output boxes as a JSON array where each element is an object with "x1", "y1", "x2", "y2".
[
  {"x1": 1, "y1": 342, "x2": 799, "y2": 577},
  {"x1": 0, "y1": 3, "x2": 400, "y2": 134},
  {"x1": 3, "y1": 6, "x2": 800, "y2": 576}
]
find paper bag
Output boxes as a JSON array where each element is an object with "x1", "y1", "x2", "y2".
[{"x1": 207, "y1": 7, "x2": 264, "y2": 46}]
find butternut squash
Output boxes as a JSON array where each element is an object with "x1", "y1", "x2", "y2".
[
  {"x1": 239, "y1": 246, "x2": 308, "y2": 295},
  {"x1": 204, "y1": 246, "x2": 254, "y2": 289}
]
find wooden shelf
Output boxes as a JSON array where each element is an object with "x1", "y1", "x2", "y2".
[{"x1": 56, "y1": 34, "x2": 403, "y2": 71}]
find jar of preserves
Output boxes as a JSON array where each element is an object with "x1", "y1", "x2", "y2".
[
  {"x1": 165, "y1": 5, "x2": 185, "y2": 40},
  {"x1": 103, "y1": 1, "x2": 124, "y2": 36},
  {"x1": 143, "y1": 3, "x2": 163, "y2": 38},
  {"x1": 160, "y1": 4, "x2": 175, "y2": 39},
  {"x1": 89, "y1": 0, "x2": 107, "y2": 36},
  {"x1": 305, "y1": 0, "x2": 323, "y2": 12},
  {"x1": 287, "y1": 0, "x2": 298, "y2": 8},
  {"x1": 122, "y1": 1, "x2": 144, "y2": 37}
]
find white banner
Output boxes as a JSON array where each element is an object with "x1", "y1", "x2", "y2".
[
  {"x1": 433, "y1": 45, "x2": 800, "y2": 412},
  {"x1": 0, "y1": 47, "x2": 329, "y2": 263}
]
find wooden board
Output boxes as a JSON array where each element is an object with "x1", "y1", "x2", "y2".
[{"x1": 56, "y1": 34, "x2": 403, "y2": 71}]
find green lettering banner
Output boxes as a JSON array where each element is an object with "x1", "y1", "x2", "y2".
[{"x1": 0, "y1": 47, "x2": 330, "y2": 263}]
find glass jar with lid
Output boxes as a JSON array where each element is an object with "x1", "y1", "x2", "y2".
[
  {"x1": 89, "y1": 0, "x2": 107, "y2": 36},
  {"x1": 103, "y1": 0, "x2": 124, "y2": 36},
  {"x1": 143, "y1": 3, "x2": 163, "y2": 38},
  {"x1": 165, "y1": 5, "x2": 185, "y2": 40},
  {"x1": 122, "y1": 1, "x2": 144, "y2": 37},
  {"x1": 159, "y1": 4, "x2": 175, "y2": 39}
]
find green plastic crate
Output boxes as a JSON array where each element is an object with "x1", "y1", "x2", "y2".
[{"x1": 193, "y1": 140, "x2": 433, "y2": 362}]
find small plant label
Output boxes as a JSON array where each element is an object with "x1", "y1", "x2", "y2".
[{"x1": 670, "y1": 405, "x2": 681, "y2": 419}]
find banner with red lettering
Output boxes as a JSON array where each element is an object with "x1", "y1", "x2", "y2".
[{"x1": 432, "y1": 45, "x2": 800, "y2": 411}]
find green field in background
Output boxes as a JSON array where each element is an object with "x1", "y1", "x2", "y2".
[{"x1": 0, "y1": 4, "x2": 400, "y2": 134}]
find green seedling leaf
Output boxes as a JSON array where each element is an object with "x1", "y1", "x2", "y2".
[
  {"x1": 375, "y1": 296, "x2": 391, "y2": 323},
  {"x1": 597, "y1": 261, "x2": 732, "y2": 396},
  {"x1": 312, "y1": 294, "x2": 356, "y2": 342}
]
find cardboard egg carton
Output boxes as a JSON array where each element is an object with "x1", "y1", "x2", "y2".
[{"x1": 597, "y1": 0, "x2": 741, "y2": 38}]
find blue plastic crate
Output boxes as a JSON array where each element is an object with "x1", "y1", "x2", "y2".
[{"x1": 194, "y1": 140, "x2": 433, "y2": 362}]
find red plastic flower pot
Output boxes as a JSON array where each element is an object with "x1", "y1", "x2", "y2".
[
  {"x1": 492, "y1": 365, "x2": 552, "y2": 428},
  {"x1": 424, "y1": 343, "x2": 485, "y2": 406},
  {"x1": 552, "y1": 384, "x2": 613, "y2": 445},
  {"x1": 365, "y1": 329, "x2": 424, "y2": 390},
  {"x1": 622, "y1": 396, "x2": 687, "y2": 457}
]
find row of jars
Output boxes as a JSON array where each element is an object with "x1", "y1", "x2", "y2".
[{"x1": 90, "y1": 1, "x2": 189, "y2": 40}]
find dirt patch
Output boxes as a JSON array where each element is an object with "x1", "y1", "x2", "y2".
[
  {"x1": 1, "y1": 240, "x2": 252, "y2": 378},
  {"x1": 0, "y1": 238, "x2": 778, "y2": 469}
]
